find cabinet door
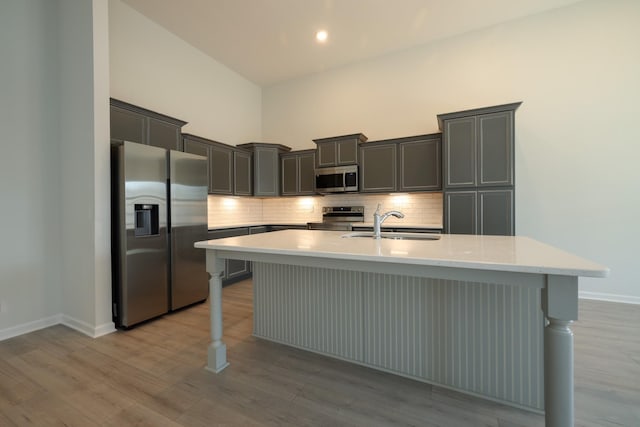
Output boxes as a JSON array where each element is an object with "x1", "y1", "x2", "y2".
[
  {"x1": 479, "y1": 189, "x2": 514, "y2": 236},
  {"x1": 184, "y1": 139, "x2": 212, "y2": 193},
  {"x1": 478, "y1": 111, "x2": 513, "y2": 187},
  {"x1": 360, "y1": 144, "x2": 397, "y2": 193},
  {"x1": 226, "y1": 259, "x2": 250, "y2": 280},
  {"x1": 148, "y1": 117, "x2": 182, "y2": 151},
  {"x1": 208, "y1": 228, "x2": 251, "y2": 284},
  {"x1": 317, "y1": 142, "x2": 337, "y2": 167},
  {"x1": 444, "y1": 116, "x2": 477, "y2": 188},
  {"x1": 337, "y1": 139, "x2": 358, "y2": 165},
  {"x1": 399, "y1": 138, "x2": 441, "y2": 191},
  {"x1": 234, "y1": 151, "x2": 252, "y2": 196},
  {"x1": 110, "y1": 106, "x2": 146, "y2": 144},
  {"x1": 445, "y1": 191, "x2": 477, "y2": 234},
  {"x1": 298, "y1": 152, "x2": 316, "y2": 195},
  {"x1": 254, "y1": 147, "x2": 280, "y2": 197},
  {"x1": 210, "y1": 145, "x2": 233, "y2": 195},
  {"x1": 281, "y1": 155, "x2": 298, "y2": 196}
]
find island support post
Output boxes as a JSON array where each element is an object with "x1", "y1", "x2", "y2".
[
  {"x1": 543, "y1": 274, "x2": 578, "y2": 427},
  {"x1": 205, "y1": 251, "x2": 229, "y2": 373}
]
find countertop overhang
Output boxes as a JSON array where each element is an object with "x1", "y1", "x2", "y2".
[{"x1": 195, "y1": 230, "x2": 609, "y2": 279}]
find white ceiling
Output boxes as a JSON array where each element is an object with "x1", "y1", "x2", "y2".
[{"x1": 121, "y1": 0, "x2": 585, "y2": 87}]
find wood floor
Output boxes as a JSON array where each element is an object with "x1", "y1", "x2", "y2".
[{"x1": 1, "y1": 279, "x2": 638, "y2": 426}]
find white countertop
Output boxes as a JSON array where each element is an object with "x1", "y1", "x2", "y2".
[{"x1": 195, "y1": 230, "x2": 609, "y2": 278}]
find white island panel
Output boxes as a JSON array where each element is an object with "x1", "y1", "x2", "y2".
[{"x1": 253, "y1": 263, "x2": 544, "y2": 411}]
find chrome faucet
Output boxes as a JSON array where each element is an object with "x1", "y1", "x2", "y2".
[{"x1": 373, "y1": 204, "x2": 405, "y2": 239}]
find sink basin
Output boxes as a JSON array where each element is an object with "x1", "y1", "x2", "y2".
[{"x1": 341, "y1": 232, "x2": 441, "y2": 241}]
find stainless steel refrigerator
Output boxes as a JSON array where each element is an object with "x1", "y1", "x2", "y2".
[{"x1": 111, "y1": 141, "x2": 208, "y2": 328}]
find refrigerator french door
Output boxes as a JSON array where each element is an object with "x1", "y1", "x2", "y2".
[{"x1": 111, "y1": 141, "x2": 208, "y2": 328}]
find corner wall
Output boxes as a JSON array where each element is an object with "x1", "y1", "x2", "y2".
[
  {"x1": 0, "y1": 1, "x2": 63, "y2": 337},
  {"x1": 58, "y1": 0, "x2": 114, "y2": 337},
  {"x1": 0, "y1": 0, "x2": 114, "y2": 340},
  {"x1": 263, "y1": 0, "x2": 640, "y2": 302}
]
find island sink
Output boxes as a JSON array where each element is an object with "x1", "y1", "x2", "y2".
[{"x1": 341, "y1": 231, "x2": 441, "y2": 241}]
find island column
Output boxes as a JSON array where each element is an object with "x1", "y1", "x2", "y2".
[
  {"x1": 204, "y1": 251, "x2": 229, "y2": 373},
  {"x1": 543, "y1": 274, "x2": 579, "y2": 427}
]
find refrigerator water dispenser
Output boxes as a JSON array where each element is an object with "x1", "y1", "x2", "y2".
[{"x1": 134, "y1": 204, "x2": 159, "y2": 237}]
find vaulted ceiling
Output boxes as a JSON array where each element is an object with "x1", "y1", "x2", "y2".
[{"x1": 121, "y1": 0, "x2": 585, "y2": 86}]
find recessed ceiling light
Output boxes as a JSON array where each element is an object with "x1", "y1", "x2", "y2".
[{"x1": 316, "y1": 30, "x2": 328, "y2": 43}]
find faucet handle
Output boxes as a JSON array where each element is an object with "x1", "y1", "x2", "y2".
[{"x1": 375, "y1": 203, "x2": 381, "y2": 215}]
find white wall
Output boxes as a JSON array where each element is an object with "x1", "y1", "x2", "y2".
[
  {"x1": 58, "y1": 0, "x2": 113, "y2": 336},
  {"x1": 109, "y1": 0, "x2": 262, "y2": 145},
  {"x1": 0, "y1": 1, "x2": 63, "y2": 335},
  {"x1": 263, "y1": 0, "x2": 640, "y2": 302},
  {"x1": 0, "y1": 0, "x2": 113, "y2": 340}
]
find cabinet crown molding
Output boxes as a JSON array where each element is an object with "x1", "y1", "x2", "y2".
[{"x1": 437, "y1": 102, "x2": 522, "y2": 130}]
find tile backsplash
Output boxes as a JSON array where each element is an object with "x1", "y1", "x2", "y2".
[{"x1": 208, "y1": 193, "x2": 443, "y2": 228}]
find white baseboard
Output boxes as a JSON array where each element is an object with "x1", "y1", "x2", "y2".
[
  {"x1": 0, "y1": 314, "x2": 116, "y2": 342},
  {"x1": 0, "y1": 314, "x2": 63, "y2": 342},
  {"x1": 61, "y1": 315, "x2": 116, "y2": 338},
  {"x1": 579, "y1": 291, "x2": 640, "y2": 305}
]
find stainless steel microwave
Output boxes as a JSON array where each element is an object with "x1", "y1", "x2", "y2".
[{"x1": 315, "y1": 165, "x2": 358, "y2": 193}]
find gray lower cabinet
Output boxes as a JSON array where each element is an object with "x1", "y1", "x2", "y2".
[
  {"x1": 313, "y1": 133, "x2": 367, "y2": 167},
  {"x1": 360, "y1": 133, "x2": 442, "y2": 193},
  {"x1": 281, "y1": 150, "x2": 316, "y2": 196},
  {"x1": 110, "y1": 98, "x2": 186, "y2": 151},
  {"x1": 445, "y1": 189, "x2": 514, "y2": 235},
  {"x1": 238, "y1": 143, "x2": 291, "y2": 197},
  {"x1": 207, "y1": 228, "x2": 251, "y2": 286},
  {"x1": 351, "y1": 226, "x2": 442, "y2": 233},
  {"x1": 207, "y1": 226, "x2": 272, "y2": 286}
]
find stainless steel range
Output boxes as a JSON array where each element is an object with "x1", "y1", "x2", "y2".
[{"x1": 307, "y1": 206, "x2": 365, "y2": 231}]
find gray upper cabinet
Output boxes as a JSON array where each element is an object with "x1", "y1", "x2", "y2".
[
  {"x1": 478, "y1": 112, "x2": 513, "y2": 187},
  {"x1": 439, "y1": 103, "x2": 520, "y2": 189},
  {"x1": 443, "y1": 117, "x2": 477, "y2": 188},
  {"x1": 360, "y1": 133, "x2": 442, "y2": 193},
  {"x1": 110, "y1": 105, "x2": 146, "y2": 144},
  {"x1": 110, "y1": 98, "x2": 186, "y2": 151},
  {"x1": 183, "y1": 133, "x2": 235, "y2": 195},
  {"x1": 281, "y1": 155, "x2": 297, "y2": 195},
  {"x1": 209, "y1": 143, "x2": 233, "y2": 195},
  {"x1": 398, "y1": 134, "x2": 442, "y2": 192},
  {"x1": 313, "y1": 133, "x2": 367, "y2": 167},
  {"x1": 281, "y1": 150, "x2": 316, "y2": 196},
  {"x1": 234, "y1": 149, "x2": 252, "y2": 196},
  {"x1": 238, "y1": 143, "x2": 291, "y2": 197},
  {"x1": 298, "y1": 151, "x2": 316, "y2": 194},
  {"x1": 360, "y1": 142, "x2": 397, "y2": 193}
]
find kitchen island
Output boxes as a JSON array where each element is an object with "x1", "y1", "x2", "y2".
[{"x1": 195, "y1": 230, "x2": 608, "y2": 427}]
